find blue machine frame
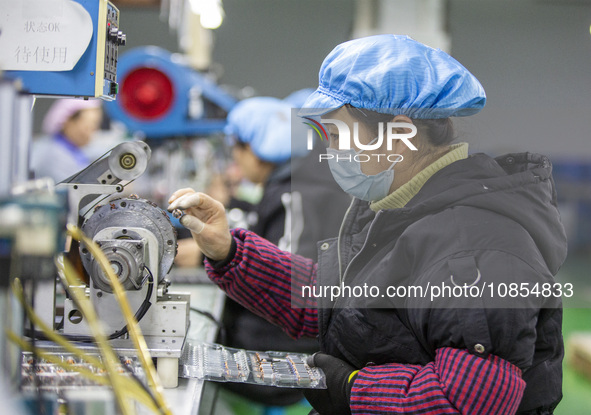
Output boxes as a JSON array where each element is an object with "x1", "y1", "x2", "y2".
[{"x1": 3, "y1": 0, "x2": 123, "y2": 100}]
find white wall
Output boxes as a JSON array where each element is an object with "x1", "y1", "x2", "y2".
[{"x1": 449, "y1": 0, "x2": 591, "y2": 160}]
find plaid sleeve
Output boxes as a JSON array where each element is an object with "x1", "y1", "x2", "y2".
[
  {"x1": 205, "y1": 228, "x2": 319, "y2": 339},
  {"x1": 350, "y1": 347, "x2": 525, "y2": 415}
]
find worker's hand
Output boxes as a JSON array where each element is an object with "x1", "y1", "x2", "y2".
[
  {"x1": 303, "y1": 353, "x2": 358, "y2": 415},
  {"x1": 168, "y1": 189, "x2": 232, "y2": 261}
]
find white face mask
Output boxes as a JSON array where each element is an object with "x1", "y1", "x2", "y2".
[{"x1": 327, "y1": 137, "x2": 403, "y2": 201}]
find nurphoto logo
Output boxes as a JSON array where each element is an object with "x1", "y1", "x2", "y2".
[{"x1": 302, "y1": 117, "x2": 418, "y2": 163}]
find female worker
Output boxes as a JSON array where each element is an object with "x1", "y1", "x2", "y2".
[
  {"x1": 168, "y1": 35, "x2": 566, "y2": 414},
  {"x1": 32, "y1": 98, "x2": 102, "y2": 183}
]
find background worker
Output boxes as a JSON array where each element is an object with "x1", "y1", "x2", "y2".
[
  {"x1": 217, "y1": 96, "x2": 323, "y2": 409},
  {"x1": 31, "y1": 99, "x2": 103, "y2": 183}
]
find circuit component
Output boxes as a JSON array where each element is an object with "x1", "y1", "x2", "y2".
[{"x1": 20, "y1": 353, "x2": 145, "y2": 391}]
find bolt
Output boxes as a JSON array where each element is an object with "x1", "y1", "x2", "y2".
[{"x1": 120, "y1": 153, "x2": 136, "y2": 170}]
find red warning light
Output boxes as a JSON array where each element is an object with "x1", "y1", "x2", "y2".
[{"x1": 120, "y1": 67, "x2": 175, "y2": 120}]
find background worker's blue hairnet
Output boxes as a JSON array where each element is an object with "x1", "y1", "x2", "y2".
[
  {"x1": 225, "y1": 97, "x2": 295, "y2": 164},
  {"x1": 283, "y1": 88, "x2": 316, "y2": 108},
  {"x1": 299, "y1": 34, "x2": 486, "y2": 119}
]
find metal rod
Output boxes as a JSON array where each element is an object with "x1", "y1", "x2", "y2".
[
  {"x1": 0, "y1": 80, "x2": 16, "y2": 196},
  {"x1": 13, "y1": 94, "x2": 34, "y2": 186}
]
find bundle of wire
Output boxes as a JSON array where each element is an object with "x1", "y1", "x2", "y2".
[{"x1": 8, "y1": 225, "x2": 173, "y2": 415}]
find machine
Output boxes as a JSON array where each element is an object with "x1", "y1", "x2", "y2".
[
  {"x1": 53, "y1": 141, "x2": 190, "y2": 388},
  {"x1": 104, "y1": 46, "x2": 236, "y2": 137},
  {"x1": 1, "y1": 0, "x2": 126, "y2": 100}
]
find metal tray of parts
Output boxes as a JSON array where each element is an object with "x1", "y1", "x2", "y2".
[{"x1": 180, "y1": 342, "x2": 326, "y2": 389}]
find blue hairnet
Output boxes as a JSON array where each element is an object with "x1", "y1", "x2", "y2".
[
  {"x1": 299, "y1": 35, "x2": 486, "y2": 119},
  {"x1": 225, "y1": 97, "x2": 293, "y2": 164}
]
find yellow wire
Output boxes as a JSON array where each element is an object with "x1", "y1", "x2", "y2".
[
  {"x1": 12, "y1": 278, "x2": 103, "y2": 369},
  {"x1": 6, "y1": 331, "x2": 161, "y2": 414},
  {"x1": 12, "y1": 272, "x2": 159, "y2": 412},
  {"x1": 56, "y1": 256, "x2": 136, "y2": 415},
  {"x1": 12, "y1": 276, "x2": 163, "y2": 414},
  {"x1": 67, "y1": 225, "x2": 172, "y2": 415}
]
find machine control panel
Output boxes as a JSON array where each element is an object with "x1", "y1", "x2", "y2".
[
  {"x1": 104, "y1": 3, "x2": 124, "y2": 95},
  {"x1": 2, "y1": 0, "x2": 126, "y2": 100}
]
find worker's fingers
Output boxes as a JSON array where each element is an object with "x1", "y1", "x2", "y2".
[
  {"x1": 168, "y1": 192, "x2": 201, "y2": 211},
  {"x1": 179, "y1": 215, "x2": 206, "y2": 235},
  {"x1": 168, "y1": 188, "x2": 231, "y2": 261},
  {"x1": 168, "y1": 188, "x2": 195, "y2": 204},
  {"x1": 307, "y1": 352, "x2": 321, "y2": 367},
  {"x1": 168, "y1": 192, "x2": 223, "y2": 218}
]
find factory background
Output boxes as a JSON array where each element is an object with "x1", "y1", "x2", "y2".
[
  {"x1": 31, "y1": 0, "x2": 591, "y2": 159},
  {"x1": 4, "y1": 0, "x2": 591, "y2": 413},
  {"x1": 34, "y1": 0, "x2": 591, "y2": 244}
]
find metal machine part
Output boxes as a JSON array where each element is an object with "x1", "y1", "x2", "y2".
[
  {"x1": 172, "y1": 208, "x2": 184, "y2": 219},
  {"x1": 62, "y1": 141, "x2": 151, "y2": 186},
  {"x1": 106, "y1": 141, "x2": 150, "y2": 182},
  {"x1": 57, "y1": 140, "x2": 151, "y2": 227},
  {"x1": 0, "y1": 79, "x2": 33, "y2": 197},
  {"x1": 79, "y1": 197, "x2": 177, "y2": 292},
  {"x1": 88, "y1": 239, "x2": 146, "y2": 293},
  {"x1": 63, "y1": 195, "x2": 188, "y2": 388}
]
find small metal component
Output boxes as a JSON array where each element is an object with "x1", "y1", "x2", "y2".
[
  {"x1": 120, "y1": 153, "x2": 136, "y2": 169},
  {"x1": 172, "y1": 208, "x2": 184, "y2": 219}
]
